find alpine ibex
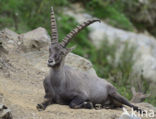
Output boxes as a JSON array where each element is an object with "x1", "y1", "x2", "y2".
[{"x1": 37, "y1": 7, "x2": 142, "y2": 112}]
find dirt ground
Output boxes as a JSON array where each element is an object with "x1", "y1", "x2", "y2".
[{"x1": 0, "y1": 47, "x2": 156, "y2": 119}]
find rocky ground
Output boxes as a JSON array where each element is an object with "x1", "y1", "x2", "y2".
[{"x1": 0, "y1": 28, "x2": 156, "y2": 119}]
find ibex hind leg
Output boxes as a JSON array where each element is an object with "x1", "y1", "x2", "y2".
[
  {"x1": 109, "y1": 91, "x2": 143, "y2": 113},
  {"x1": 103, "y1": 100, "x2": 123, "y2": 109},
  {"x1": 100, "y1": 95, "x2": 123, "y2": 110},
  {"x1": 37, "y1": 78, "x2": 53, "y2": 111}
]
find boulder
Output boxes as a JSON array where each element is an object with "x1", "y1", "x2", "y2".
[
  {"x1": 0, "y1": 104, "x2": 13, "y2": 119},
  {"x1": 19, "y1": 27, "x2": 51, "y2": 52},
  {"x1": 0, "y1": 94, "x2": 12, "y2": 119},
  {"x1": 0, "y1": 27, "x2": 51, "y2": 53},
  {"x1": 0, "y1": 28, "x2": 19, "y2": 52},
  {"x1": 66, "y1": 53, "x2": 97, "y2": 76}
]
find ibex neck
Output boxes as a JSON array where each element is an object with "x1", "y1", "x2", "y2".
[
  {"x1": 49, "y1": 59, "x2": 65, "y2": 84},
  {"x1": 51, "y1": 59, "x2": 65, "y2": 72}
]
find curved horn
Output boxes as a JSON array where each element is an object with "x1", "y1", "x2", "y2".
[
  {"x1": 60, "y1": 19, "x2": 100, "y2": 47},
  {"x1": 50, "y1": 7, "x2": 58, "y2": 43}
]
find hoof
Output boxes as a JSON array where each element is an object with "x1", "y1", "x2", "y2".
[
  {"x1": 36, "y1": 104, "x2": 46, "y2": 111},
  {"x1": 83, "y1": 102, "x2": 94, "y2": 109},
  {"x1": 133, "y1": 105, "x2": 145, "y2": 114},
  {"x1": 95, "y1": 104, "x2": 102, "y2": 110}
]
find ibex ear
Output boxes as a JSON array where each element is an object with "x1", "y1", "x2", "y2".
[{"x1": 64, "y1": 45, "x2": 76, "y2": 55}]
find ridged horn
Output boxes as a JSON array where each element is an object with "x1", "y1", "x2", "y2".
[
  {"x1": 50, "y1": 7, "x2": 58, "y2": 43},
  {"x1": 60, "y1": 19, "x2": 100, "y2": 47}
]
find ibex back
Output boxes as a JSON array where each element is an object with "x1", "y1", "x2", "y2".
[{"x1": 37, "y1": 7, "x2": 142, "y2": 112}]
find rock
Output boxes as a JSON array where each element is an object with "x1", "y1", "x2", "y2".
[
  {"x1": 0, "y1": 27, "x2": 51, "y2": 54},
  {"x1": 122, "y1": 0, "x2": 156, "y2": 36},
  {"x1": 63, "y1": 5, "x2": 156, "y2": 96},
  {"x1": 19, "y1": 27, "x2": 51, "y2": 52},
  {"x1": 65, "y1": 53, "x2": 97, "y2": 76},
  {"x1": 0, "y1": 28, "x2": 19, "y2": 52},
  {"x1": 0, "y1": 104, "x2": 13, "y2": 119}
]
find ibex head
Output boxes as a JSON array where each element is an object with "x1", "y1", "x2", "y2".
[{"x1": 48, "y1": 7, "x2": 100, "y2": 67}]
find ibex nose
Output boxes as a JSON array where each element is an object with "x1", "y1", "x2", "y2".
[
  {"x1": 48, "y1": 59, "x2": 54, "y2": 63},
  {"x1": 48, "y1": 58, "x2": 56, "y2": 66}
]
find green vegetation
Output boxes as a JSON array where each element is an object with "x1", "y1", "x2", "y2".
[
  {"x1": 0, "y1": 0, "x2": 69, "y2": 33},
  {"x1": 0, "y1": 0, "x2": 136, "y2": 32},
  {"x1": 71, "y1": 0, "x2": 135, "y2": 31},
  {"x1": 0, "y1": 0, "x2": 155, "y2": 106}
]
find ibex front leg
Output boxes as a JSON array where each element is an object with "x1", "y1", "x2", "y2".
[
  {"x1": 37, "y1": 77, "x2": 54, "y2": 111},
  {"x1": 69, "y1": 96, "x2": 93, "y2": 109},
  {"x1": 37, "y1": 98, "x2": 52, "y2": 111}
]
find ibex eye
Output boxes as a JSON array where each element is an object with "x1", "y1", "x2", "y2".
[
  {"x1": 55, "y1": 47, "x2": 59, "y2": 50},
  {"x1": 54, "y1": 54, "x2": 58, "y2": 59}
]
